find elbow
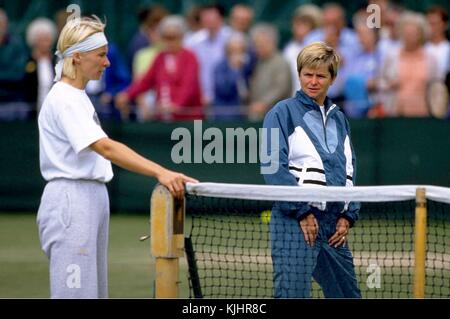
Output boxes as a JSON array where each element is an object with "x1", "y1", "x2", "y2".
[
  {"x1": 101, "y1": 145, "x2": 114, "y2": 161},
  {"x1": 91, "y1": 138, "x2": 114, "y2": 160}
]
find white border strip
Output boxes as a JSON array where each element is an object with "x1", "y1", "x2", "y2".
[{"x1": 186, "y1": 183, "x2": 450, "y2": 204}]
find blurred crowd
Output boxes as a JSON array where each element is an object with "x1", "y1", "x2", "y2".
[{"x1": 0, "y1": 1, "x2": 449, "y2": 122}]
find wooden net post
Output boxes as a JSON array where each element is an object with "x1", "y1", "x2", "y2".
[
  {"x1": 150, "y1": 184, "x2": 185, "y2": 298},
  {"x1": 414, "y1": 187, "x2": 427, "y2": 298}
]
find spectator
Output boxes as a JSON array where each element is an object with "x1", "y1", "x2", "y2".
[
  {"x1": 116, "y1": 16, "x2": 203, "y2": 122},
  {"x1": 368, "y1": 0, "x2": 392, "y2": 39},
  {"x1": 229, "y1": 4, "x2": 254, "y2": 34},
  {"x1": 54, "y1": 9, "x2": 71, "y2": 36},
  {"x1": 425, "y1": 6, "x2": 450, "y2": 81},
  {"x1": 186, "y1": 4, "x2": 232, "y2": 106},
  {"x1": 228, "y1": 3, "x2": 257, "y2": 85},
  {"x1": 374, "y1": 1, "x2": 403, "y2": 65},
  {"x1": 23, "y1": 18, "x2": 57, "y2": 115},
  {"x1": 132, "y1": 6, "x2": 169, "y2": 79},
  {"x1": 305, "y1": 3, "x2": 361, "y2": 102},
  {"x1": 283, "y1": 4, "x2": 323, "y2": 95},
  {"x1": 86, "y1": 42, "x2": 131, "y2": 121},
  {"x1": 343, "y1": 17, "x2": 381, "y2": 118},
  {"x1": 248, "y1": 23, "x2": 292, "y2": 121},
  {"x1": 0, "y1": 8, "x2": 29, "y2": 121},
  {"x1": 127, "y1": 5, "x2": 169, "y2": 71},
  {"x1": 212, "y1": 32, "x2": 253, "y2": 121},
  {"x1": 184, "y1": 5, "x2": 203, "y2": 45},
  {"x1": 130, "y1": 7, "x2": 168, "y2": 121},
  {"x1": 378, "y1": 12, "x2": 439, "y2": 117},
  {"x1": 323, "y1": 3, "x2": 359, "y2": 51}
]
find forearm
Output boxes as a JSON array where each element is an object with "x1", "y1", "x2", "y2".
[
  {"x1": 126, "y1": 80, "x2": 149, "y2": 101},
  {"x1": 91, "y1": 138, "x2": 166, "y2": 179},
  {"x1": 126, "y1": 66, "x2": 154, "y2": 101}
]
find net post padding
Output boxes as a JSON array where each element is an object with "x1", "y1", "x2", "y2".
[
  {"x1": 150, "y1": 184, "x2": 185, "y2": 298},
  {"x1": 414, "y1": 187, "x2": 427, "y2": 298}
]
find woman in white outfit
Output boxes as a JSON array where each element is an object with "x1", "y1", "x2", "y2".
[{"x1": 36, "y1": 16, "x2": 197, "y2": 298}]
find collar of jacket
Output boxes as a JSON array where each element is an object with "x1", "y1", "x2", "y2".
[{"x1": 295, "y1": 89, "x2": 335, "y2": 112}]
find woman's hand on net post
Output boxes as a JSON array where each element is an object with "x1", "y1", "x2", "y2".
[
  {"x1": 328, "y1": 217, "x2": 350, "y2": 248},
  {"x1": 157, "y1": 169, "x2": 199, "y2": 199},
  {"x1": 299, "y1": 213, "x2": 319, "y2": 247}
]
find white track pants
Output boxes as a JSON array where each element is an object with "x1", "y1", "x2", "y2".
[{"x1": 37, "y1": 179, "x2": 110, "y2": 298}]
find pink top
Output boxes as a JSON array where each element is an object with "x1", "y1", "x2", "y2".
[
  {"x1": 395, "y1": 48, "x2": 431, "y2": 117},
  {"x1": 126, "y1": 48, "x2": 204, "y2": 121}
]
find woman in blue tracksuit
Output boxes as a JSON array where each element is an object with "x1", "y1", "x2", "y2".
[{"x1": 261, "y1": 42, "x2": 361, "y2": 298}]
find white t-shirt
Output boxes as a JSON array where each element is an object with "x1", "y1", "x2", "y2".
[
  {"x1": 283, "y1": 40, "x2": 305, "y2": 95},
  {"x1": 38, "y1": 81, "x2": 113, "y2": 182},
  {"x1": 425, "y1": 40, "x2": 450, "y2": 80},
  {"x1": 319, "y1": 105, "x2": 326, "y2": 125},
  {"x1": 37, "y1": 58, "x2": 54, "y2": 112}
]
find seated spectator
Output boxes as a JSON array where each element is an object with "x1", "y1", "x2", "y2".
[
  {"x1": 378, "y1": 12, "x2": 439, "y2": 117},
  {"x1": 212, "y1": 32, "x2": 253, "y2": 121},
  {"x1": 116, "y1": 15, "x2": 203, "y2": 122},
  {"x1": 22, "y1": 18, "x2": 57, "y2": 117},
  {"x1": 248, "y1": 23, "x2": 292, "y2": 121},
  {"x1": 283, "y1": 4, "x2": 323, "y2": 95},
  {"x1": 0, "y1": 8, "x2": 29, "y2": 121}
]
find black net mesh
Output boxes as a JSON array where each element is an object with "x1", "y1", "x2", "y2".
[{"x1": 185, "y1": 194, "x2": 449, "y2": 298}]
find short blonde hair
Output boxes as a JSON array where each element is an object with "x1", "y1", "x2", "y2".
[
  {"x1": 296, "y1": 41, "x2": 340, "y2": 78},
  {"x1": 56, "y1": 16, "x2": 105, "y2": 80}
]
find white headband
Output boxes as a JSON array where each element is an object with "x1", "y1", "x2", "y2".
[{"x1": 54, "y1": 32, "x2": 108, "y2": 82}]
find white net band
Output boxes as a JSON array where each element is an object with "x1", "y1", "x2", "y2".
[{"x1": 186, "y1": 183, "x2": 450, "y2": 204}]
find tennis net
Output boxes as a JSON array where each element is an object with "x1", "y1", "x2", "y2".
[{"x1": 183, "y1": 183, "x2": 450, "y2": 298}]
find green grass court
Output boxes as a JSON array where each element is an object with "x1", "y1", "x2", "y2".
[
  {"x1": 0, "y1": 213, "x2": 191, "y2": 298},
  {"x1": 1, "y1": 213, "x2": 448, "y2": 298}
]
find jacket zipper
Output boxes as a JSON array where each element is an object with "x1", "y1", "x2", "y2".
[{"x1": 321, "y1": 104, "x2": 336, "y2": 153}]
